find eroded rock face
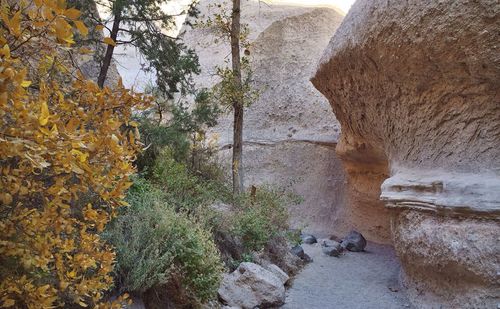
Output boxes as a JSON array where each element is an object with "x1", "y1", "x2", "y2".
[
  {"x1": 312, "y1": 0, "x2": 500, "y2": 307},
  {"x1": 182, "y1": 1, "x2": 351, "y2": 238},
  {"x1": 393, "y1": 211, "x2": 500, "y2": 307}
]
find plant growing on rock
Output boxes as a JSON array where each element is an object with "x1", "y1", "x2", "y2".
[{"x1": 0, "y1": 1, "x2": 149, "y2": 307}]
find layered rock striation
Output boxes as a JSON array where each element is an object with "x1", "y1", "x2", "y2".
[
  {"x1": 182, "y1": 1, "x2": 353, "y2": 238},
  {"x1": 312, "y1": 0, "x2": 500, "y2": 307}
]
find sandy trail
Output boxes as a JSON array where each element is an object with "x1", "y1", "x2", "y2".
[{"x1": 283, "y1": 242, "x2": 413, "y2": 309}]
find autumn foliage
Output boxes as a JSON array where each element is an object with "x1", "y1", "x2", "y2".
[{"x1": 0, "y1": 0, "x2": 149, "y2": 307}]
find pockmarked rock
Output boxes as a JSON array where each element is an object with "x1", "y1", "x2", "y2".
[
  {"x1": 182, "y1": 0, "x2": 350, "y2": 240},
  {"x1": 218, "y1": 262, "x2": 286, "y2": 309},
  {"x1": 312, "y1": 0, "x2": 500, "y2": 307}
]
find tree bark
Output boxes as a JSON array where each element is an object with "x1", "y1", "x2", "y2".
[
  {"x1": 231, "y1": 0, "x2": 243, "y2": 195},
  {"x1": 97, "y1": 11, "x2": 121, "y2": 88}
]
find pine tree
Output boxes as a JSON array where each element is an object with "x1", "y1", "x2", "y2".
[{"x1": 74, "y1": 0, "x2": 200, "y2": 96}]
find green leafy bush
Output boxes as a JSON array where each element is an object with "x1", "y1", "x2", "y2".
[
  {"x1": 151, "y1": 149, "x2": 231, "y2": 212},
  {"x1": 231, "y1": 186, "x2": 301, "y2": 252},
  {"x1": 135, "y1": 88, "x2": 221, "y2": 172},
  {"x1": 104, "y1": 179, "x2": 224, "y2": 305}
]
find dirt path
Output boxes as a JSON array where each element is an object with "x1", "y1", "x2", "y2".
[{"x1": 283, "y1": 242, "x2": 412, "y2": 309}]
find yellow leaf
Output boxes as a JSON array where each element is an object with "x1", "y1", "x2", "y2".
[
  {"x1": 50, "y1": 124, "x2": 59, "y2": 135},
  {"x1": 8, "y1": 11, "x2": 22, "y2": 37},
  {"x1": 74, "y1": 20, "x2": 88, "y2": 36},
  {"x1": 54, "y1": 17, "x2": 74, "y2": 44},
  {"x1": 0, "y1": 92, "x2": 8, "y2": 107},
  {"x1": 95, "y1": 24, "x2": 105, "y2": 31},
  {"x1": 64, "y1": 8, "x2": 81, "y2": 20},
  {"x1": 0, "y1": 44, "x2": 10, "y2": 57},
  {"x1": 21, "y1": 80, "x2": 32, "y2": 88},
  {"x1": 70, "y1": 149, "x2": 89, "y2": 162},
  {"x1": 71, "y1": 163, "x2": 84, "y2": 174},
  {"x1": 103, "y1": 37, "x2": 116, "y2": 46},
  {"x1": 1, "y1": 193, "x2": 13, "y2": 205},
  {"x1": 39, "y1": 101, "x2": 50, "y2": 126},
  {"x1": 78, "y1": 47, "x2": 93, "y2": 54},
  {"x1": 2, "y1": 299, "x2": 15, "y2": 307},
  {"x1": 41, "y1": 6, "x2": 54, "y2": 20}
]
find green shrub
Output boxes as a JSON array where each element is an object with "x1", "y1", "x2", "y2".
[
  {"x1": 104, "y1": 179, "x2": 224, "y2": 305},
  {"x1": 151, "y1": 149, "x2": 231, "y2": 213},
  {"x1": 286, "y1": 229, "x2": 303, "y2": 246},
  {"x1": 135, "y1": 87, "x2": 221, "y2": 173},
  {"x1": 231, "y1": 186, "x2": 301, "y2": 252}
]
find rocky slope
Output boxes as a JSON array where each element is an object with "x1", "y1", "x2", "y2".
[
  {"x1": 182, "y1": 1, "x2": 358, "y2": 239},
  {"x1": 312, "y1": 0, "x2": 500, "y2": 307}
]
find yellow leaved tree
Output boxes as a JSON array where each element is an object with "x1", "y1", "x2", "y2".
[{"x1": 0, "y1": 0, "x2": 150, "y2": 307}]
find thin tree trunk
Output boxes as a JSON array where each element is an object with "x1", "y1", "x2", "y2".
[
  {"x1": 231, "y1": 0, "x2": 243, "y2": 195},
  {"x1": 97, "y1": 12, "x2": 121, "y2": 88}
]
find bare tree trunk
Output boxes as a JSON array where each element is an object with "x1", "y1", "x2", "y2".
[
  {"x1": 97, "y1": 12, "x2": 121, "y2": 88},
  {"x1": 231, "y1": 0, "x2": 243, "y2": 195}
]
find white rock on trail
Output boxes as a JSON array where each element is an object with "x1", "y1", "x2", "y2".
[{"x1": 218, "y1": 262, "x2": 286, "y2": 309}]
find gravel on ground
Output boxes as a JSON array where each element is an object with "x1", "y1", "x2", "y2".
[{"x1": 283, "y1": 242, "x2": 413, "y2": 309}]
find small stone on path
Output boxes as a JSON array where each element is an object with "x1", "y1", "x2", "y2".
[
  {"x1": 290, "y1": 245, "x2": 305, "y2": 259},
  {"x1": 301, "y1": 233, "x2": 317, "y2": 244},
  {"x1": 283, "y1": 243, "x2": 412, "y2": 309},
  {"x1": 321, "y1": 240, "x2": 342, "y2": 257},
  {"x1": 341, "y1": 231, "x2": 367, "y2": 252}
]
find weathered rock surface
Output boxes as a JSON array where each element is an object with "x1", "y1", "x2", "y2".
[
  {"x1": 312, "y1": 0, "x2": 500, "y2": 307},
  {"x1": 394, "y1": 211, "x2": 500, "y2": 308},
  {"x1": 182, "y1": 0, "x2": 351, "y2": 238},
  {"x1": 341, "y1": 231, "x2": 366, "y2": 252},
  {"x1": 290, "y1": 245, "x2": 306, "y2": 259},
  {"x1": 321, "y1": 240, "x2": 342, "y2": 257},
  {"x1": 300, "y1": 233, "x2": 317, "y2": 244},
  {"x1": 218, "y1": 262, "x2": 285, "y2": 309},
  {"x1": 265, "y1": 264, "x2": 290, "y2": 285}
]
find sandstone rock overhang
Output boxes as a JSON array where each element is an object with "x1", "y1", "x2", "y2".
[
  {"x1": 311, "y1": 0, "x2": 500, "y2": 307},
  {"x1": 311, "y1": 0, "x2": 500, "y2": 218}
]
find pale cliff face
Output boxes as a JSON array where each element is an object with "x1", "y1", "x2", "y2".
[
  {"x1": 97, "y1": 0, "x2": 355, "y2": 90},
  {"x1": 182, "y1": 0, "x2": 353, "y2": 238}
]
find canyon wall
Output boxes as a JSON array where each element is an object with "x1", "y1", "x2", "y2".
[
  {"x1": 312, "y1": 0, "x2": 500, "y2": 307},
  {"x1": 182, "y1": 1, "x2": 363, "y2": 238}
]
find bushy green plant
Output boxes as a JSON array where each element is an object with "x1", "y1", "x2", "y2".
[
  {"x1": 286, "y1": 229, "x2": 303, "y2": 247},
  {"x1": 135, "y1": 88, "x2": 221, "y2": 172},
  {"x1": 151, "y1": 149, "x2": 231, "y2": 212},
  {"x1": 231, "y1": 186, "x2": 301, "y2": 252},
  {"x1": 104, "y1": 179, "x2": 224, "y2": 305}
]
